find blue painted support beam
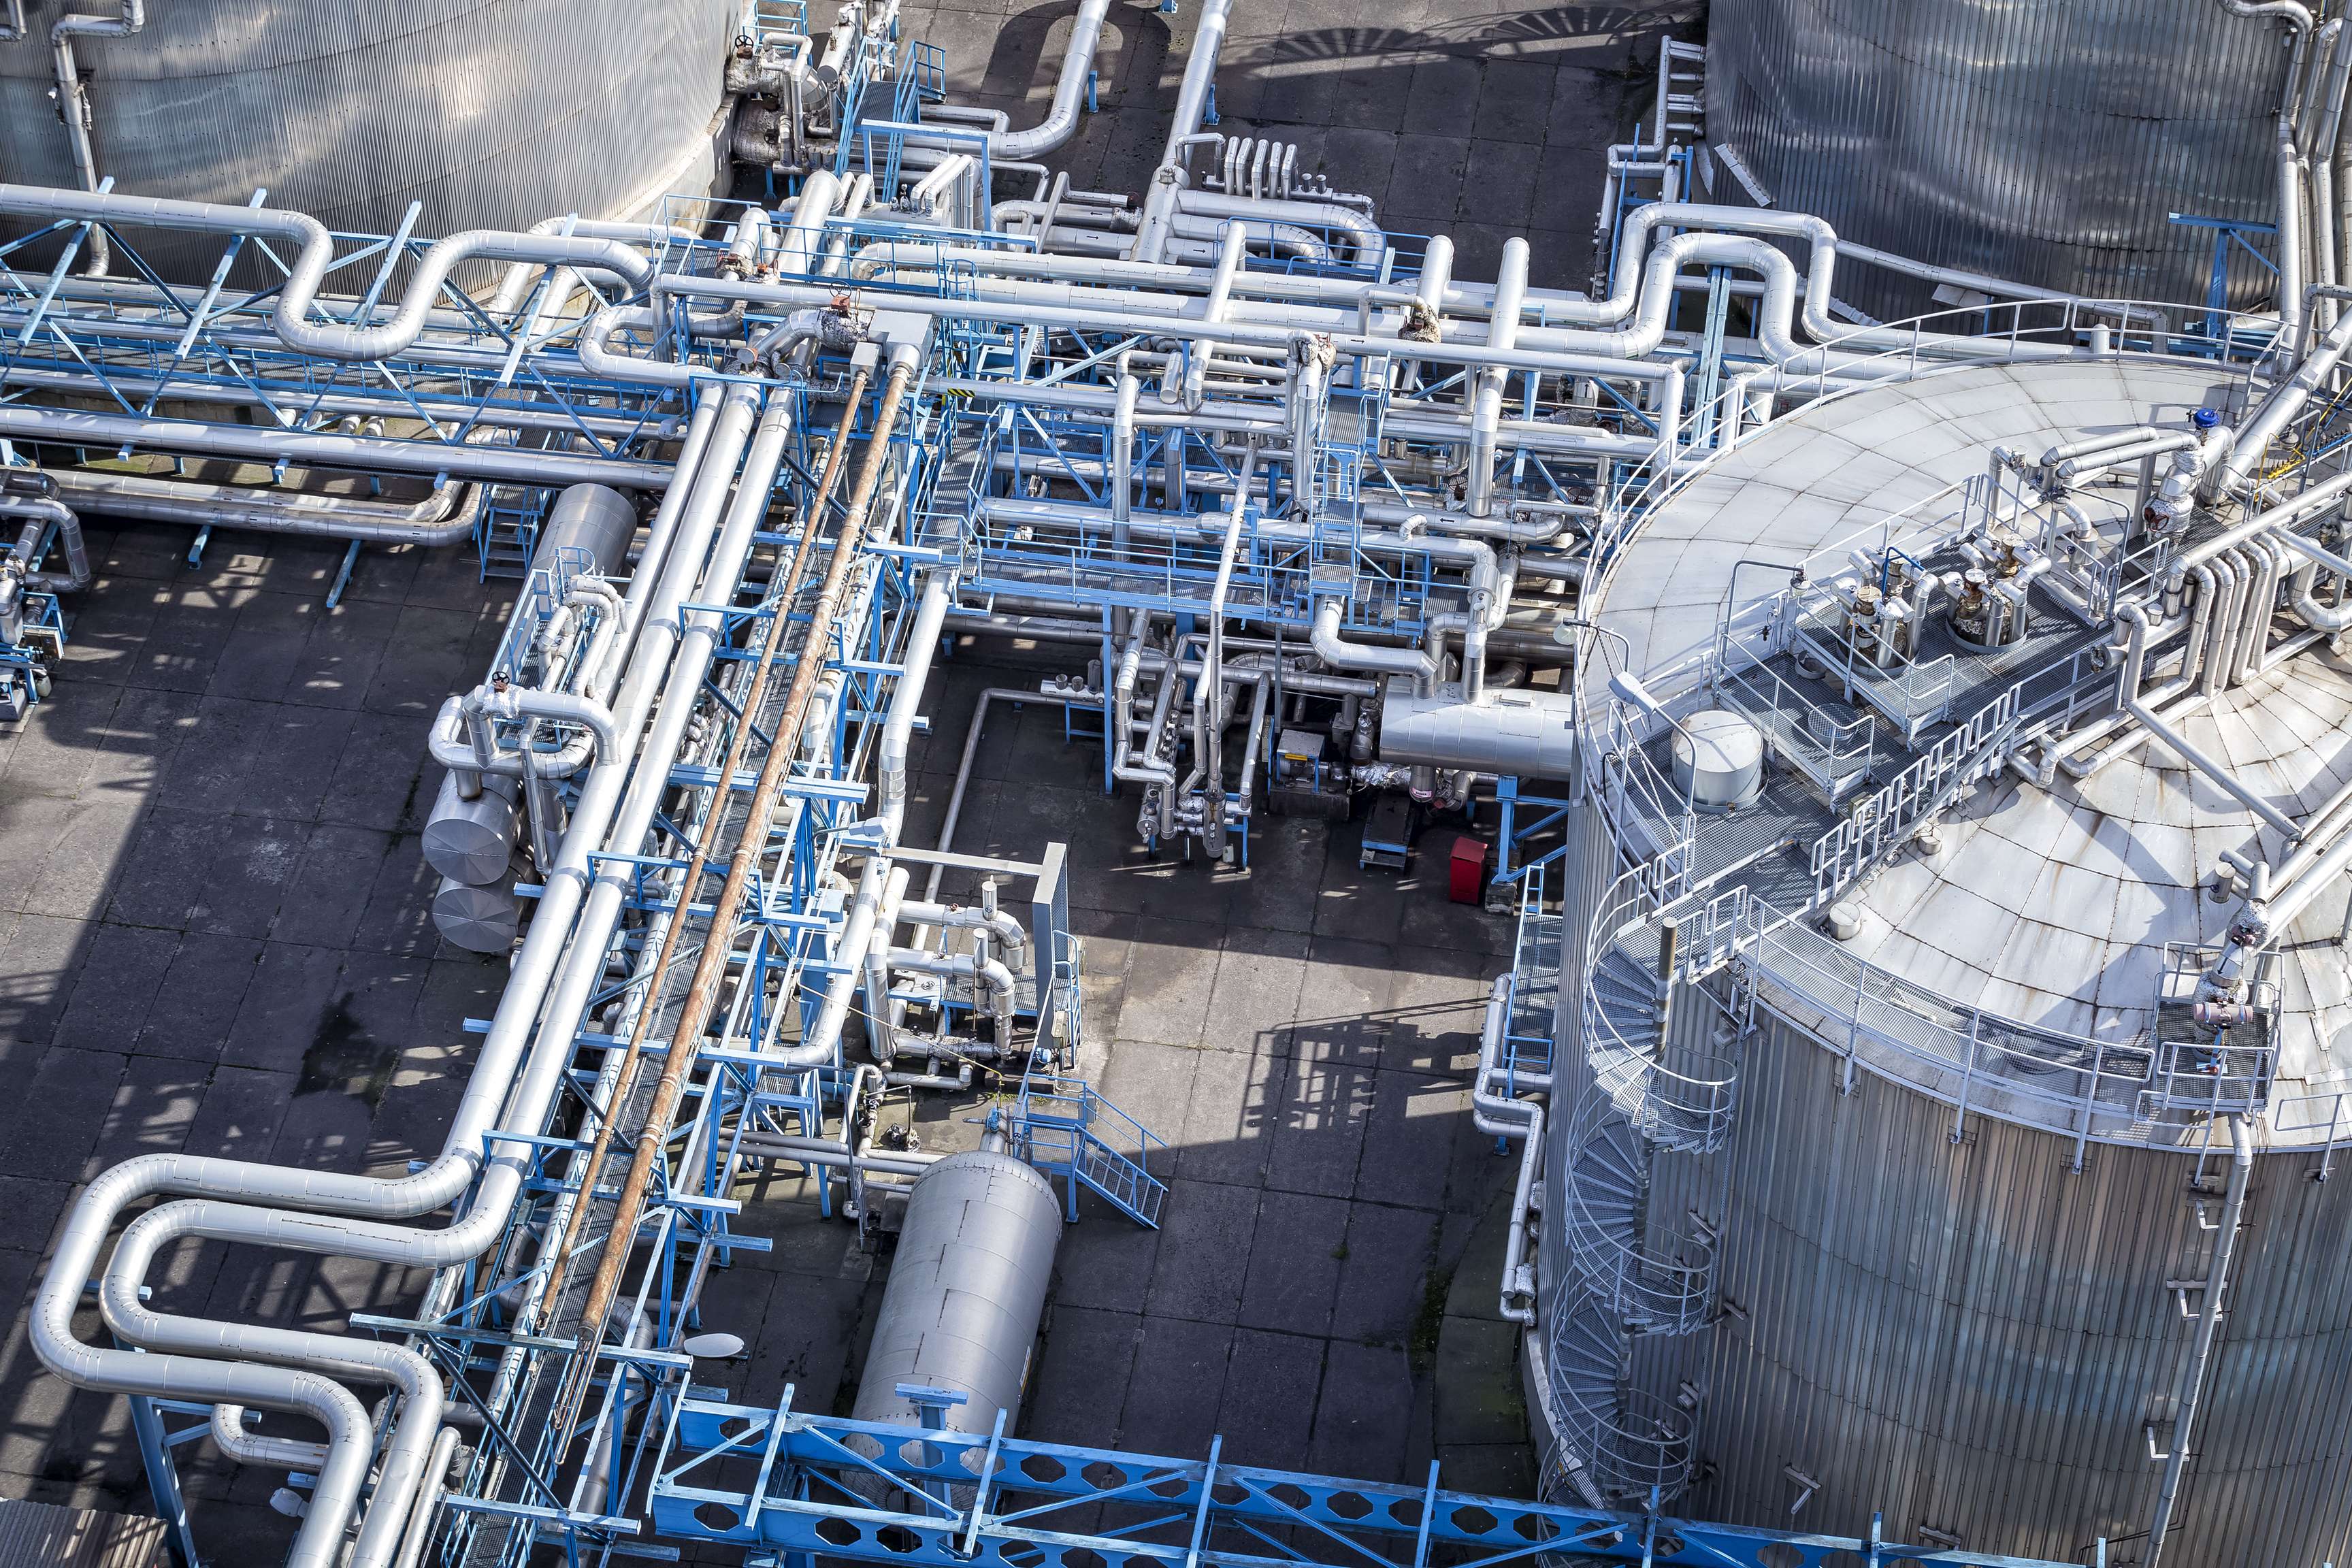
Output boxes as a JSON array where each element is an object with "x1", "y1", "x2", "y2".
[{"x1": 652, "y1": 1396, "x2": 2093, "y2": 1568}]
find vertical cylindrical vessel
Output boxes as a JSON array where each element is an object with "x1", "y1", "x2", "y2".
[
  {"x1": 0, "y1": 1, "x2": 736, "y2": 278},
  {"x1": 1543, "y1": 356, "x2": 2352, "y2": 1566},
  {"x1": 1637, "y1": 1029, "x2": 2352, "y2": 1566},
  {"x1": 853, "y1": 1151, "x2": 1062, "y2": 1435},
  {"x1": 1704, "y1": 0, "x2": 2293, "y2": 316}
]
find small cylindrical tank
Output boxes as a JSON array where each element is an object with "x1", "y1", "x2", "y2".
[
  {"x1": 422, "y1": 772, "x2": 522, "y2": 887},
  {"x1": 431, "y1": 868, "x2": 521, "y2": 954},
  {"x1": 532, "y1": 485, "x2": 639, "y2": 578},
  {"x1": 852, "y1": 1151, "x2": 1062, "y2": 1435},
  {"x1": 1669, "y1": 709, "x2": 1764, "y2": 811}
]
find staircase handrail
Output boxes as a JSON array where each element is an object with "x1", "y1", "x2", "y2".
[
  {"x1": 1558, "y1": 1094, "x2": 1717, "y2": 1333},
  {"x1": 1809, "y1": 681, "x2": 2023, "y2": 904}
]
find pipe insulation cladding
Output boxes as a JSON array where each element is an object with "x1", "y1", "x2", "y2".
[
  {"x1": 0, "y1": 1, "x2": 738, "y2": 280},
  {"x1": 1378, "y1": 686, "x2": 1580, "y2": 778},
  {"x1": 850, "y1": 1152, "x2": 1062, "y2": 1435}
]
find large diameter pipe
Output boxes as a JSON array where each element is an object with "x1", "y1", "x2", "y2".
[
  {"x1": 46, "y1": 1, "x2": 144, "y2": 277},
  {"x1": 995, "y1": 0, "x2": 1111, "y2": 160},
  {"x1": 0, "y1": 489, "x2": 89, "y2": 592},
  {"x1": 27, "y1": 380, "x2": 762, "y2": 1563},
  {"x1": 531, "y1": 391, "x2": 815, "y2": 1348},
  {"x1": 0, "y1": 406, "x2": 674, "y2": 490},
  {"x1": 2214, "y1": 304, "x2": 2352, "y2": 491},
  {"x1": 850, "y1": 1150, "x2": 1061, "y2": 1434},
  {"x1": 50, "y1": 468, "x2": 488, "y2": 546},
  {"x1": 1468, "y1": 238, "x2": 1529, "y2": 518}
]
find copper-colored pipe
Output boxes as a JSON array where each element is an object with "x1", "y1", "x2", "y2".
[
  {"x1": 533, "y1": 364, "x2": 871, "y2": 1398},
  {"x1": 552, "y1": 350, "x2": 914, "y2": 1447}
]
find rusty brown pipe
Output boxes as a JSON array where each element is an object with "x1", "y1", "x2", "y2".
[{"x1": 551, "y1": 348, "x2": 916, "y2": 1450}]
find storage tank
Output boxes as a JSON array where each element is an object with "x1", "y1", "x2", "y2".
[
  {"x1": 0, "y1": 0, "x2": 736, "y2": 276},
  {"x1": 852, "y1": 1151, "x2": 1062, "y2": 1435},
  {"x1": 1703, "y1": 0, "x2": 2295, "y2": 318},
  {"x1": 1543, "y1": 352, "x2": 2352, "y2": 1567}
]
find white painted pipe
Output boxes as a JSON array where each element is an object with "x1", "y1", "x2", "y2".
[{"x1": 27, "y1": 382, "x2": 765, "y2": 1563}]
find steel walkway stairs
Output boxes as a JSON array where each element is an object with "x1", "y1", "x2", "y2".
[
  {"x1": 1007, "y1": 1073, "x2": 1169, "y2": 1227},
  {"x1": 1547, "y1": 868, "x2": 1752, "y2": 1507}
]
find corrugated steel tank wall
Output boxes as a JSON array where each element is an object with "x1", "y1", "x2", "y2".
[
  {"x1": 1704, "y1": 0, "x2": 2293, "y2": 318},
  {"x1": 1633, "y1": 1007, "x2": 2352, "y2": 1565},
  {"x1": 0, "y1": 0, "x2": 736, "y2": 274}
]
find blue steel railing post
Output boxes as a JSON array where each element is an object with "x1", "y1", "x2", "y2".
[{"x1": 126, "y1": 1392, "x2": 202, "y2": 1568}]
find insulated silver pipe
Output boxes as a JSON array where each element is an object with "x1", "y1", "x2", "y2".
[
  {"x1": 2143, "y1": 1113, "x2": 2254, "y2": 1568},
  {"x1": 27, "y1": 381, "x2": 760, "y2": 1563},
  {"x1": 1467, "y1": 238, "x2": 1529, "y2": 518},
  {"x1": 0, "y1": 185, "x2": 655, "y2": 363},
  {"x1": 54, "y1": 469, "x2": 487, "y2": 546},
  {"x1": 0, "y1": 406, "x2": 674, "y2": 490},
  {"x1": 994, "y1": 0, "x2": 1111, "y2": 160},
  {"x1": 0, "y1": 491, "x2": 90, "y2": 593},
  {"x1": 46, "y1": 0, "x2": 144, "y2": 277},
  {"x1": 2212, "y1": 304, "x2": 2352, "y2": 491}
]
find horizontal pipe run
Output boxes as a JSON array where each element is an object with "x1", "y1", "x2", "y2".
[
  {"x1": 53, "y1": 470, "x2": 487, "y2": 546},
  {"x1": 0, "y1": 407, "x2": 675, "y2": 490}
]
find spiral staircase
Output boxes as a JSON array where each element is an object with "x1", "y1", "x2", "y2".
[{"x1": 1544, "y1": 865, "x2": 1755, "y2": 1506}]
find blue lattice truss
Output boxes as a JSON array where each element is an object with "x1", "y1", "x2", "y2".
[{"x1": 651, "y1": 1392, "x2": 2087, "y2": 1568}]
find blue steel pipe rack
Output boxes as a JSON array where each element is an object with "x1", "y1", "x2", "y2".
[{"x1": 0, "y1": 14, "x2": 2150, "y2": 1568}]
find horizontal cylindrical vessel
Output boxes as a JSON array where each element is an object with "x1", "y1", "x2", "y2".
[
  {"x1": 431, "y1": 872, "x2": 521, "y2": 954},
  {"x1": 533, "y1": 485, "x2": 641, "y2": 578},
  {"x1": 1378, "y1": 687, "x2": 1578, "y2": 778},
  {"x1": 1705, "y1": 0, "x2": 2292, "y2": 316},
  {"x1": 851, "y1": 1151, "x2": 1061, "y2": 1435},
  {"x1": 422, "y1": 773, "x2": 522, "y2": 887}
]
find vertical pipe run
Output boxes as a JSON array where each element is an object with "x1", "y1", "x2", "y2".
[
  {"x1": 2145, "y1": 1115, "x2": 2254, "y2": 1568},
  {"x1": 532, "y1": 390, "x2": 813, "y2": 1348},
  {"x1": 1468, "y1": 237, "x2": 1529, "y2": 518}
]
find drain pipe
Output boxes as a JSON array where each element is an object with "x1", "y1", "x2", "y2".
[
  {"x1": 48, "y1": 1, "x2": 144, "y2": 277},
  {"x1": 2145, "y1": 1112, "x2": 2254, "y2": 1568},
  {"x1": 1473, "y1": 975, "x2": 1543, "y2": 1325},
  {"x1": 2128, "y1": 688, "x2": 2303, "y2": 840}
]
